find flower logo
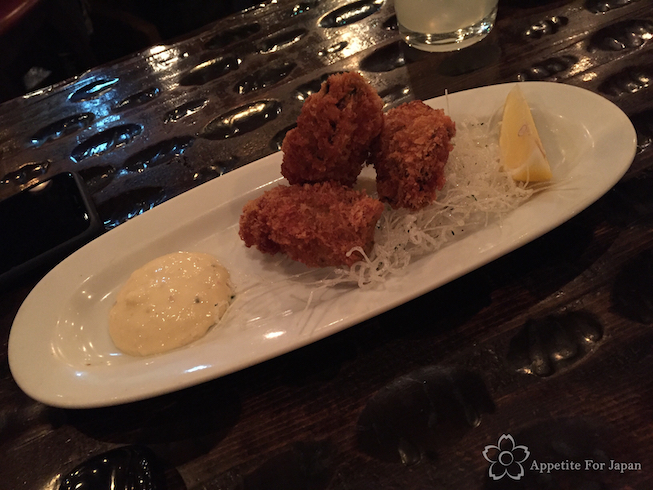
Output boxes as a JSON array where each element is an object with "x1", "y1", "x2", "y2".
[{"x1": 482, "y1": 434, "x2": 530, "y2": 481}]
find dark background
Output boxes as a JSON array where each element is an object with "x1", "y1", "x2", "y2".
[{"x1": 0, "y1": 0, "x2": 258, "y2": 103}]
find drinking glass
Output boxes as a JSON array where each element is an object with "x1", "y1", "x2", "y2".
[{"x1": 395, "y1": 0, "x2": 499, "y2": 52}]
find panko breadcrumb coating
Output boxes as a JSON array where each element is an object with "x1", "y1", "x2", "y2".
[
  {"x1": 239, "y1": 181, "x2": 385, "y2": 268},
  {"x1": 371, "y1": 100, "x2": 456, "y2": 210},
  {"x1": 281, "y1": 72, "x2": 384, "y2": 187}
]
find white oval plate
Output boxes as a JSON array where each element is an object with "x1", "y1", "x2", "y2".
[{"x1": 8, "y1": 82, "x2": 636, "y2": 408}]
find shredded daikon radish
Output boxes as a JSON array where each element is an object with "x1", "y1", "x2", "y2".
[{"x1": 330, "y1": 118, "x2": 535, "y2": 287}]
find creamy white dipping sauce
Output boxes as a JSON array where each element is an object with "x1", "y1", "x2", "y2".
[{"x1": 109, "y1": 251, "x2": 232, "y2": 356}]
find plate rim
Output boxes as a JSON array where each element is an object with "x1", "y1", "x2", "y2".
[{"x1": 8, "y1": 81, "x2": 637, "y2": 408}]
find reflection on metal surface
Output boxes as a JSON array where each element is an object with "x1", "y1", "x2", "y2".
[
  {"x1": 234, "y1": 62, "x2": 297, "y2": 94},
  {"x1": 0, "y1": 161, "x2": 50, "y2": 186},
  {"x1": 69, "y1": 78, "x2": 119, "y2": 102},
  {"x1": 319, "y1": 0, "x2": 384, "y2": 28},
  {"x1": 599, "y1": 65, "x2": 653, "y2": 96},
  {"x1": 581, "y1": 71, "x2": 598, "y2": 81},
  {"x1": 146, "y1": 46, "x2": 183, "y2": 71},
  {"x1": 98, "y1": 186, "x2": 167, "y2": 228},
  {"x1": 192, "y1": 156, "x2": 241, "y2": 182},
  {"x1": 589, "y1": 19, "x2": 653, "y2": 51},
  {"x1": 122, "y1": 136, "x2": 195, "y2": 173},
  {"x1": 291, "y1": 0, "x2": 320, "y2": 16},
  {"x1": 317, "y1": 40, "x2": 348, "y2": 56},
  {"x1": 382, "y1": 13, "x2": 397, "y2": 30},
  {"x1": 436, "y1": 40, "x2": 501, "y2": 76},
  {"x1": 179, "y1": 57, "x2": 242, "y2": 86},
  {"x1": 338, "y1": 29, "x2": 373, "y2": 57},
  {"x1": 78, "y1": 165, "x2": 117, "y2": 194},
  {"x1": 585, "y1": 0, "x2": 635, "y2": 14},
  {"x1": 244, "y1": 0, "x2": 278, "y2": 14},
  {"x1": 524, "y1": 16, "x2": 569, "y2": 39},
  {"x1": 257, "y1": 28, "x2": 307, "y2": 53},
  {"x1": 566, "y1": 56, "x2": 593, "y2": 77},
  {"x1": 358, "y1": 366, "x2": 495, "y2": 465},
  {"x1": 71, "y1": 124, "x2": 143, "y2": 162},
  {"x1": 518, "y1": 55, "x2": 578, "y2": 81},
  {"x1": 378, "y1": 83, "x2": 410, "y2": 107},
  {"x1": 200, "y1": 100, "x2": 282, "y2": 139},
  {"x1": 360, "y1": 41, "x2": 406, "y2": 72},
  {"x1": 294, "y1": 73, "x2": 333, "y2": 100},
  {"x1": 205, "y1": 23, "x2": 262, "y2": 50},
  {"x1": 507, "y1": 311, "x2": 604, "y2": 377},
  {"x1": 58, "y1": 446, "x2": 166, "y2": 490},
  {"x1": 271, "y1": 124, "x2": 296, "y2": 150},
  {"x1": 114, "y1": 87, "x2": 161, "y2": 112},
  {"x1": 30, "y1": 113, "x2": 95, "y2": 146},
  {"x1": 164, "y1": 98, "x2": 208, "y2": 123}
]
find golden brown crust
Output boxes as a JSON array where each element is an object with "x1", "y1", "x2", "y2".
[
  {"x1": 239, "y1": 181, "x2": 385, "y2": 267},
  {"x1": 371, "y1": 101, "x2": 456, "y2": 210},
  {"x1": 281, "y1": 72, "x2": 384, "y2": 187}
]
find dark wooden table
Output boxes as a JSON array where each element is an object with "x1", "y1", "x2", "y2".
[{"x1": 2, "y1": 0, "x2": 653, "y2": 488}]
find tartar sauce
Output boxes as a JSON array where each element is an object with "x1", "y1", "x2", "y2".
[{"x1": 109, "y1": 251, "x2": 232, "y2": 356}]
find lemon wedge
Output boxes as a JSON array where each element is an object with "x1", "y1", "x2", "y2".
[{"x1": 499, "y1": 85, "x2": 552, "y2": 182}]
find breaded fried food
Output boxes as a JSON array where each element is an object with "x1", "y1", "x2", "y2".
[
  {"x1": 239, "y1": 181, "x2": 385, "y2": 268},
  {"x1": 281, "y1": 72, "x2": 384, "y2": 187},
  {"x1": 371, "y1": 100, "x2": 456, "y2": 210}
]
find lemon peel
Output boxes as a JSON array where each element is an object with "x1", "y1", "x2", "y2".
[{"x1": 499, "y1": 85, "x2": 552, "y2": 182}]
